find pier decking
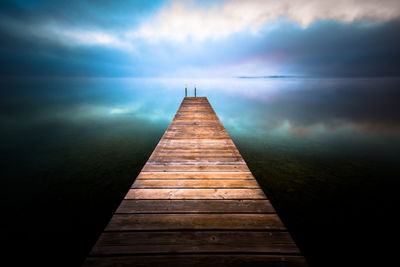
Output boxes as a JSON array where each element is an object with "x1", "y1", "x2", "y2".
[{"x1": 84, "y1": 97, "x2": 307, "y2": 266}]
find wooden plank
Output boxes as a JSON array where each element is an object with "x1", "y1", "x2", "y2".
[
  {"x1": 165, "y1": 130, "x2": 225, "y2": 134},
  {"x1": 156, "y1": 146, "x2": 237, "y2": 151},
  {"x1": 156, "y1": 146, "x2": 238, "y2": 151},
  {"x1": 167, "y1": 125, "x2": 224, "y2": 129},
  {"x1": 105, "y1": 214, "x2": 285, "y2": 231},
  {"x1": 157, "y1": 140, "x2": 233, "y2": 144},
  {"x1": 90, "y1": 231, "x2": 297, "y2": 255},
  {"x1": 154, "y1": 149, "x2": 240, "y2": 154},
  {"x1": 163, "y1": 136, "x2": 231, "y2": 140},
  {"x1": 137, "y1": 171, "x2": 254, "y2": 179},
  {"x1": 132, "y1": 179, "x2": 259, "y2": 188},
  {"x1": 125, "y1": 188, "x2": 266, "y2": 199},
  {"x1": 141, "y1": 164, "x2": 249, "y2": 172},
  {"x1": 174, "y1": 115, "x2": 219, "y2": 120},
  {"x1": 116, "y1": 200, "x2": 276, "y2": 213},
  {"x1": 150, "y1": 155, "x2": 243, "y2": 160},
  {"x1": 148, "y1": 157, "x2": 245, "y2": 163},
  {"x1": 146, "y1": 162, "x2": 246, "y2": 166},
  {"x1": 146, "y1": 160, "x2": 246, "y2": 165},
  {"x1": 149, "y1": 155, "x2": 244, "y2": 159},
  {"x1": 150, "y1": 154, "x2": 243, "y2": 159},
  {"x1": 84, "y1": 255, "x2": 307, "y2": 267},
  {"x1": 165, "y1": 129, "x2": 227, "y2": 134},
  {"x1": 157, "y1": 139, "x2": 236, "y2": 145}
]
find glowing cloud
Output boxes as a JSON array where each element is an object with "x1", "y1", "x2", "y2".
[{"x1": 135, "y1": 0, "x2": 400, "y2": 42}]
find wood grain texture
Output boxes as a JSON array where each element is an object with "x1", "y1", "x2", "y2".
[
  {"x1": 115, "y1": 200, "x2": 276, "y2": 213},
  {"x1": 125, "y1": 188, "x2": 266, "y2": 199},
  {"x1": 105, "y1": 214, "x2": 285, "y2": 231},
  {"x1": 137, "y1": 171, "x2": 254, "y2": 179},
  {"x1": 132, "y1": 179, "x2": 260, "y2": 188},
  {"x1": 141, "y1": 164, "x2": 249, "y2": 172},
  {"x1": 90, "y1": 231, "x2": 297, "y2": 254},
  {"x1": 84, "y1": 255, "x2": 307, "y2": 267},
  {"x1": 84, "y1": 97, "x2": 306, "y2": 266}
]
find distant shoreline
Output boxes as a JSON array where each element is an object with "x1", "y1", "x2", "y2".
[{"x1": 237, "y1": 75, "x2": 305, "y2": 79}]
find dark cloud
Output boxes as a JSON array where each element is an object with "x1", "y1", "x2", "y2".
[
  {"x1": 246, "y1": 20, "x2": 400, "y2": 77},
  {"x1": 0, "y1": 0, "x2": 164, "y2": 29}
]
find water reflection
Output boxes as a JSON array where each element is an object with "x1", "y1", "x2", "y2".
[
  {"x1": 2, "y1": 77, "x2": 400, "y2": 154},
  {"x1": 1, "y1": 77, "x2": 399, "y2": 265},
  {"x1": 2, "y1": 76, "x2": 400, "y2": 175},
  {"x1": 3, "y1": 77, "x2": 399, "y2": 131}
]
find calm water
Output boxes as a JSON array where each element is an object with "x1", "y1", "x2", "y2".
[{"x1": 1, "y1": 77, "x2": 400, "y2": 266}]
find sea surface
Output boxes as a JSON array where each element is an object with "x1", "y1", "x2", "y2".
[{"x1": 1, "y1": 77, "x2": 399, "y2": 266}]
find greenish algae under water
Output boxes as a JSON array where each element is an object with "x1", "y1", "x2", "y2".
[{"x1": 1, "y1": 77, "x2": 399, "y2": 266}]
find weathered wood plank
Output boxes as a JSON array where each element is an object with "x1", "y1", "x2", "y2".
[
  {"x1": 148, "y1": 157, "x2": 245, "y2": 163},
  {"x1": 163, "y1": 136, "x2": 231, "y2": 140},
  {"x1": 157, "y1": 139, "x2": 236, "y2": 145},
  {"x1": 152, "y1": 150, "x2": 240, "y2": 155},
  {"x1": 156, "y1": 146, "x2": 238, "y2": 151},
  {"x1": 116, "y1": 200, "x2": 276, "y2": 213},
  {"x1": 170, "y1": 120, "x2": 222, "y2": 127},
  {"x1": 137, "y1": 171, "x2": 254, "y2": 179},
  {"x1": 84, "y1": 255, "x2": 307, "y2": 267},
  {"x1": 167, "y1": 125, "x2": 224, "y2": 130},
  {"x1": 90, "y1": 231, "x2": 296, "y2": 255},
  {"x1": 146, "y1": 161, "x2": 246, "y2": 166},
  {"x1": 125, "y1": 188, "x2": 266, "y2": 199},
  {"x1": 141, "y1": 164, "x2": 249, "y2": 172},
  {"x1": 132, "y1": 179, "x2": 259, "y2": 188},
  {"x1": 150, "y1": 154, "x2": 243, "y2": 159},
  {"x1": 146, "y1": 162, "x2": 246, "y2": 166},
  {"x1": 105, "y1": 214, "x2": 285, "y2": 231}
]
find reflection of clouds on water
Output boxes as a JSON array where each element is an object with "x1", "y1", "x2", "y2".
[
  {"x1": 109, "y1": 108, "x2": 127, "y2": 114},
  {"x1": 1, "y1": 77, "x2": 399, "y2": 141},
  {"x1": 197, "y1": 77, "x2": 400, "y2": 138},
  {"x1": 0, "y1": 76, "x2": 399, "y2": 169},
  {"x1": 52, "y1": 102, "x2": 171, "y2": 124}
]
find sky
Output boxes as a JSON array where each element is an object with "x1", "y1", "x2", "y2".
[{"x1": 0, "y1": 0, "x2": 400, "y2": 78}]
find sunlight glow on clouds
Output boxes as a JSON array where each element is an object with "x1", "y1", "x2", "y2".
[
  {"x1": 135, "y1": 0, "x2": 400, "y2": 42},
  {"x1": 7, "y1": 0, "x2": 400, "y2": 49}
]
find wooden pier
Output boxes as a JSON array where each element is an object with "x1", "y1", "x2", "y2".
[{"x1": 84, "y1": 97, "x2": 307, "y2": 266}]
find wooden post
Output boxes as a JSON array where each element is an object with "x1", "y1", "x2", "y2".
[
  {"x1": 185, "y1": 85, "x2": 187, "y2": 97},
  {"x1": 195, "y1": 85, "x2": 197, "y2": 97}
]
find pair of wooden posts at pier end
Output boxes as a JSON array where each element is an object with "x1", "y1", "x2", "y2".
[{"x1": 185, "y1": 85, "x2": 197, "y2": 97}]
